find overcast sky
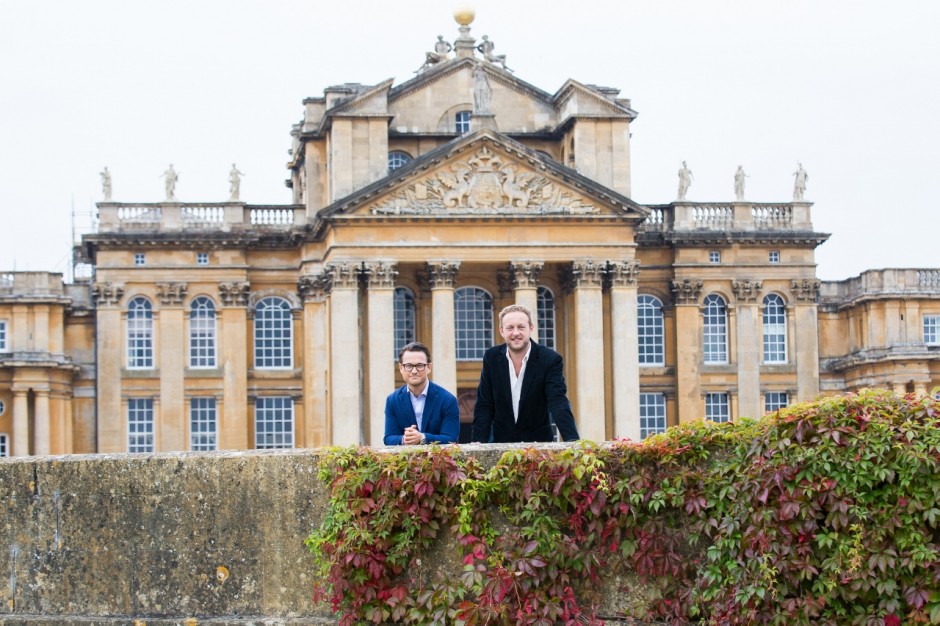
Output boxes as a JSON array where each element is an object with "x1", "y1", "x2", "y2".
[{"x1": 1, "y1": 0, "x2": 937, "y2": 281}]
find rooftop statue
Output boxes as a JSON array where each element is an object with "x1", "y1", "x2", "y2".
[
  {"x1": 677, "y1": 161, "x2": 693, "y2": 200},
  {"x1": 162, "y1": 164, "x2": 178, "y2": 201},
  {"x1": 477, "y1": 35, "x2": 511, "y2": 72},
  {"x1": 419, "y1": 35, "x2": 452, "y2": 72},
  {"x1": 100, "y1": 166, "x2": 112, "y2": 201},
  {"x1": 229, "y1": 164, "x2": 245, "y2": 201},
  {"x1": 472, "y1": 64, "x2": 492, "y2": 114},
  {"x1": 793, "y1": 162, "x2": 808, "y2": 200},
  {"x1": 734, "y1": 165, "x2": 748, "y2": 201}
]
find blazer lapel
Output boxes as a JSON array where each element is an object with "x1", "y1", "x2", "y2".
[
  {"x1": 517, "y1": 341, "x2": 539, "y2": 419},
  {"x1": 397, "y1": 386, "x2": 417, "y2": 426},
  {"x1": 422, "y1": 384, "x2": 439, "y2": 432}
]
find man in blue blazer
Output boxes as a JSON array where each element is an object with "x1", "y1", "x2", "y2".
[
  {"x1": 384, "y1": 341, "x2": 460, "y2": 446},
  {"x1": 472, "y1": 304, "x2": 580, "y2": 443}
]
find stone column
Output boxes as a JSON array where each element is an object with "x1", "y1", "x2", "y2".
[
  {"x1": 427, "y1": 262, "x2": 460, "y2": 396},
  {"x1": 571, "y1": 260, "x2": 606, "y2": 441},
  {"x1": 509, "y1": 261, "x2": 542, "y2": 341},
  {"x1": 791, "y1": 279, "x2": 821, "y2": 401},
  {"x1": 672, "y1": 279, "x2": 703, "y2": 424},
  {"x1": 298, "y1": 273, "x2": 331, "y2": 448},
  {"x1": 11, "y1": 388, "x2": 29, "y2": 456},
  {"x1": 92, "y1": 282, "x2": 125, "y2": 452},
  {"x1": 219, "y1": 281, "x2": 250, "y2": 449},
  {"x1": 609, "y1": 261, "x2": 641, "y2": 440},
  {"x1": 33, "y1": 387, "x2": 50, "y2": 456},
  {"x1": 328, "y1": 263, "x2": 363, "y2": 445},
  {"x1": 157, "y1": 282, "x2": 188, "y2": 452},
  {"x1": 732, "y1": 279, "x2": 762, "y2": 420},
  {"x1": 364, "y1": 262, "x2": 398, "y2": 446}
]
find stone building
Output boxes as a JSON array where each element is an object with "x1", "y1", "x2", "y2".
[{"x1": 1, "y1": 14, "x2": 938, "y2": 456}]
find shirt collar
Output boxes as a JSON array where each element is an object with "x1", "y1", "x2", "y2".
[
  {"x1": 505, "y1": 341, "x2": 532, "y2": 364},
  {"x1": 408, "y1": 380, "x2": 430, "y2": 399}
]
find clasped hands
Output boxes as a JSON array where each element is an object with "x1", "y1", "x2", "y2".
[{"x1": 402, "y1": 425, "x2": 424, "y2": 445}]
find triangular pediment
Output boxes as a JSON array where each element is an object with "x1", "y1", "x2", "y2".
[
  {"x1": 327, "y1": 78, "x2": 394, "y2": 116},
  {"x1": 553, "y1": 80, "x2": 637, "y2": 119},
  {"x1": 319, "y1": 130, "x2": 647, "y2": 221}
]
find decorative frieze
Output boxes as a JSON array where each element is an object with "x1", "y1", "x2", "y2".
[
  {"x1": 370, "y1": 145, "x2": 598, "y2": 216},
  {"x1": 671, "y1": 279, "x2": 703, "y2": 305},
  {"x1": 218, "y1": 281, "x2": 250, "y2": 307},
  {"x1": 325, "y1": 262, "x2": 360, "y2": 289},
  {"x1": 156, "y1": 282, "x2": 188, "y2": 306},
  {"x1": 298, "y1": 273, "x2": 332, "y2": 303},
  {"x1": 92, "y1": 282, "x2": 124, "y2": 306},
  {"x1": 363, "y1": 261, "x2": 398, "y2": 289},
  {"x1": 731, "y1": 279, "x2": 762, "y2": 303},
  {"x1": 570, "y1": 260, "x2": 605, "y2": 288},
  {"x1": 509, "y1": 260, "x2": 543, "y2": 289},
  {"x1": 607, "y1": 261, "x2": 640, "y2": 288},
  {"x1": 791, "y1": 278, "x2": 821, "y2": 303},
  {"x1": 425, "y1": 261, "x2": 460, "y2": 289}
]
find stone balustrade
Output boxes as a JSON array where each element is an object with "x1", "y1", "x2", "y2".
[
  {"x1": 96, "y1": 202, "x2": 306, "y2": 233},
  {"x1": 819, "y1": 268, "x2": 940, "y2": 304},
  {"x1": 639, "y1": 201, "x2": 813, "y2": 233}
]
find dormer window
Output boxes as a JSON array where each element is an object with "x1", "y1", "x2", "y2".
[
  {"x1": 388, "y1": 151, "x2": 413, "y2": 172},
  {"x1": 455, "y1": 110, "x2": 471, "y2": 134}
]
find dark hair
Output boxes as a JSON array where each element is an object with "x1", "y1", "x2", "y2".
[{"x1": 398, "y1": 341, "x2": 431, "y2": 364}]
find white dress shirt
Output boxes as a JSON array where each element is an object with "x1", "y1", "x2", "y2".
[
  {"x1": 408, "y1": 380, "x2": 430, "y2": 431},
  {"x1": 505, "y1": 343, "x2": 532, "y2": 423}
]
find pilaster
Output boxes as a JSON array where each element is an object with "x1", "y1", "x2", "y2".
[
  {"x1": 33, "y1": 387, "x2": 50, "y2": 456},
  {"x1": 571, "y1": 260, "x2": 606, "y2": 441},
  {"x1": 327, "y1": 262, "x2": 363, "y2": 445},
  {"x1": 11, "y1": 389, "x2": 28, "y2": 456},
  {"x1": 672, "y1": 279, "x2": 703, "y2": 423},
  {"x1": 157, "y1": 282, "x2": 188, "y2": 451},
  {"x1": 364, "y1": 261, "x2": 398, "y2": 446},
  {"x1": 732, "y1": 279, "x2": 762, "y2": 419},
  {"x1": 608, "y1": 261, "x2": 640, "y2": 440},
  {"x1": 93, "y1": 282, "x2": 125, "y2": 452},
  {"x1": 791, "y1": 279, "x2": 821, "y2": 401},
  {"x1": 427, "y1": 261, "x2": 460, "y2": 396},
  {"x1": 298, "y1": 273, "x2": 331, "y2": 447},
  {"x1": 219, "y1": 281, "x2": 249, "y2": 449}
]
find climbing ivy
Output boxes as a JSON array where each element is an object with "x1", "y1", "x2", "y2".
[{"x1": 306, "y1": 390, "x2": 940, "y2": 625}]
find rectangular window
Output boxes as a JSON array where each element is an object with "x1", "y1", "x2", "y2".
[
  {"x1": 255, "y1": 397, "x2": 294, "y2": 449},
  {"x1": 705, "y1": 392, "x2": 730, "y2": 423},
  {"x1": 709, "y1": 251, "x2": 720, "y2": 264},
  {"x1": 0, "y1": 320, "x2": 7, "y2": 352},
  {"x1": 455, "y1": 110, "x2": 471, "y2": 134},
  {"x1": 134, "y1": 253, "x2": 145, "y2": 266},
  {"x1": 196, "y1": 252, "x2": 209, "y2": 266},
  {"x1": 764, "y1": 392, "x2": 789, "y2": 413},
  {"x1": 127, "y1": 398, "x2": 155, "y2": 453},
  {"x1": 0, "y1": 433, "x2": 8, "y2": 457},
  {"x1": 190, "y1": 398, "x2": 217, "y2": 451},
  {"x1": 924, "y1": 315, "x2": 940, "y2": 345},
  {"x1": 639, "y1": 393, "x2": 667, "y2": 440},
  {"x1": 769, "y1": 251, "x2": 780, "y2": 263}
]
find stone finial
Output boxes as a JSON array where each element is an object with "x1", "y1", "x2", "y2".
[
  {"x1": 298, "y1": 273, "x2": 332, "y2": 302},
  {"x1": 607, "y1": 261, "x2": 640, "y2": 288},
  {"x1": 732, "y1": 279, "x2": 762, "y2": 303},
  {"x1": 325, "y1": 263, "x2": 360, "y2": 289},
  {"x1": 570, "y1": 260, "x2": 605, "y2": 288},
  {"x1": 218, "y1": 281, "x2": 250, "y2": 307},
  {"x1": 363, "y1": 261, "x2": 398, "y2": 289},
  {"x1": 671, "y1": 279, "x2": 703, "y2": 305},
  {"x1": 426, "y1": 261, "x2": 460, "y2": 289},
  {"x1": 156, "y1": 282, "x2": 188, "y2": 306},
  {"x1": 509, "y1": 261, "x2": 543, "y2": 289},
  {"x1": 791, "y1": 278, "x2": 821, "y2": 303},
  {"x1": 92, "y1": 282, "x2": 124, "y2": 306}
]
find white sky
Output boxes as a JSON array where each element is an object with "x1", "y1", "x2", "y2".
[{"x1": 1, "y1": 0, "x2": 937, "y2": 281}]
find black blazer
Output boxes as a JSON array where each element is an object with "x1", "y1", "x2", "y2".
[
  {"x1": 383, "y1": 381, "x2": 460, "y2": 445},
  {"x1": 472, "y1": 340, "x2": 579, "y2": 443}
]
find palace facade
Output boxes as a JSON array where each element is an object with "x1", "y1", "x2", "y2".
[{"x1": 1, "y1": 15, "x2": 938, "y2": 456}]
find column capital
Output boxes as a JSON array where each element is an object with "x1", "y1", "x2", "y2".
[
  {"x1": 156, "y1": 282, "x2": 188, "y2": 306},
  {"x1": 571, "y1": 260, "x2": 605, "y2": 288},
  {"x1": 298, "y1": 273, "x2": 332, "y2": 302},
  {"x1": 509, "y1": 260, "x2": 543, "y2": 289},
  {"x1": 426, "y1": 261, "x2": 460, "y2": 289},
  {"x1": 218, "y1": 281, "x2": 250, "y2": 307},
  {"x1": 325, "y1": 262, "x2": 360, "y2": 289},
  {"x1": 363, "y1": 261, "x2": 398, "y2": 289},
  {"x1": 92, "y1": 282, "x2": 124, "y2": 306},
  {"x1": 607, "y1": 260, "x2": 640, "y2": 288},
  {"x1": 731, "y1": 279, "x2": 762, "y2": 304},
  {"x1": 791, "y1": 278, "x2": 821, "y2": 303},
  {"x1": 671, "y1": 278, "x2": 703, "y2": 305}
]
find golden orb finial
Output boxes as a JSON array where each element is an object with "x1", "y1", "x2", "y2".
[{"x1": 453, "y1": 4, "x2": 475, "y2": 26}]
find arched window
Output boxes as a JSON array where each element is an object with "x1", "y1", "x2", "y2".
[
  {"x1": 536, "y1": 286, "x2": 556, "y2": 351},
  {"x1": 388, "y1": 151, "x2": 413, "y2": 172},
  {"x1": 254, "y1": 297, "x2": 293, "y2": 369},
  {"x1": 638, "y1": 295, "x2": 665, "y2": 366},
  {"x1": 454, "y1": 287, "x2": 493, "y2": 360},
  {"x1": 702, "y1": 294, "x2": 728, "y2": 364},
  {"x1": 393, "y1": 287, "x2": 416, "y2": 357},
  {"x1": 455, "y1": 110, "x2": 471, "y2": 134},
  {"x1": 127, "y1": 297, "x2": 154, "y2": 369},
  {"x1": 189, "y1": 296, "x2": 217, "y2": 368},
  {"x1": 762, "y1": 294, "x2": 787, "y2": 363}
]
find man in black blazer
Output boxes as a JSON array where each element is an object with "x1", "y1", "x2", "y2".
[
  {"x1": 472, "y1": 304, "x2": 580, "y2": 443},
  {"x1": 384, "y1": 341, "x2": 460, "y2": 446}
]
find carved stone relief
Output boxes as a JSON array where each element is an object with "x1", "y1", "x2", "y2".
[
  {"x1": 607, "y1": 261, "x2": 640, "y2": 288},
  {"x1": 426, "y1": 261, "x2": 460, "y2": 288},
  {"x1": 671, "y1": 279, "x2": 703, "y2": 305},
  {"x1": 326, "y1": 263, "x2": 360, "y2": 290},
  {"x1": 363, "y1": 261, "x2": 398, "y2": 289},
  {"x1": 218, "y1": 281, "x2": 250, "y2": 307},
  {"x1": 791, "y1": 278, "x2": 821, "y2": 303},
  {"x1": 298, "y1": 273, "x2": 332, "y2": 302},
  {"x1": 509, "y1": 260, "x2": 543, "y2": 289},
  {"x1": 571, "y1": 260, "x2": 605, "y2": 288},
  {"x1": 92, "y1": 282, "x2": 124, "y2": 306},
  {"x1": 370, "y1": 145, "x2": 598, "y2": 216},
  {"x1": 731, "y1": 279, "x2": 762, "y2": 303},
  {"x1": 156, "y1": 282, "x2": 188, "y2": 306}
]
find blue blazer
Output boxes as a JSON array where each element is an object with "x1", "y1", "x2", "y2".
[
  {"x1": 383, "y1": 380, "x2": 460, "y2": 445},
  {"x1": 471, "y1": 340, "x2": 580, "y2": 443}
]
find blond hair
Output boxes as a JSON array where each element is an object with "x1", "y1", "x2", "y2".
[{"x1": 498, "y1": 303, "x2": 533, "y2": 327}]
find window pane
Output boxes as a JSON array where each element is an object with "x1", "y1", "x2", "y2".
[
  {"x1": 455, "y1": 110, "x2": 471, "y2": 134},
  {"x1": 454, "y1": 287, "x2": 492, "y2": 360},
  {"x1": 0, "y1": 320, "x2": 7, "y2": 351},
  {"x1": 254, "y1": 297, "x2": 293, "y2": 368},
  {"x1": 638, "y1": 295, "x2": 664, "y2": 366},
  {"x1": 189, "y1": 296, "x2": 217, "y2": 368},
  {"x1": 639, "y1": 393, "x2": 666, "y2": 439},
  {"x1": 536, "y1": 286, "x2": 556, "y2": 351},
  {"x1": 127, "y1": 398, "x2": 155, "y2": 452},
  {"x1": 764, "y1": 392, "x2": 788, "y2": 413},
  {"x1": 255, "y1": 397, "x2": 294, "y2": 449},
  {"x1": 705, "y1": 392, "x2": 730, "y2": 423},
  {"x1": 762, "y1": 294, "x2": 787, "y2": 363},
  {"x1": 393, "y1": 287, "x2": 416, "y2": 357},
  {"x1": 925, "y1": 315, "x2": 940, "y2": 345},
  {"x1": 388, "y1": 151, "x2": 413, "y2": 171},
  {"x1": 127, "y1": 297, "x2": 153, "y2": 369},
  {"x1": 190, "y1": 397, "x2": 217, "y2": 451},
  {"x1": 703, "y1": 295, "x2": 727, "y2": 364}
]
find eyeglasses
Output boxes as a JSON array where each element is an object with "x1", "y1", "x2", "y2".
[{"x1": 400, "y1": 363, "x2": 428, "y2": 372}]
